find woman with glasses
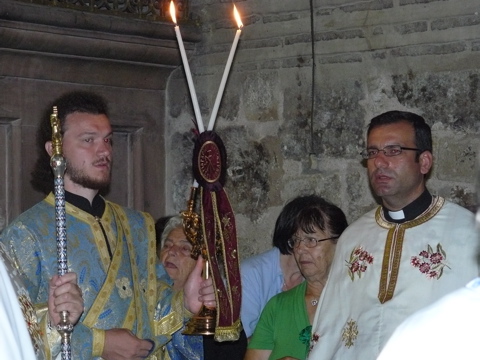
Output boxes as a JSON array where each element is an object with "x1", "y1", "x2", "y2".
[
  {"x1": 240, "y1": 196, "x2": 316, "y2": 339},
  {"x1": 244, "y1": 197, "x2": 348, "y2": 360}
]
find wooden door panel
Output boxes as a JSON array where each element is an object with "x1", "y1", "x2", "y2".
[{"x1": 0, "y1": 118, "x2": 22, "y2": 230}]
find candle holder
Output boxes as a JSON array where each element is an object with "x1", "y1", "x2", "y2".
[{"x1": 180, "y1": 186, "x2": 217, "y2": 336}]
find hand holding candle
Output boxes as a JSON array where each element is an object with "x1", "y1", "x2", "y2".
[{"x1": 207, "y1": 5, "x2": 243, "y2": 131}]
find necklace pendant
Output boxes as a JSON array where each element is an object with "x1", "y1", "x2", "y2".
[{"x1": 311, "y1": 299, "x2": 318, "y2": 306}]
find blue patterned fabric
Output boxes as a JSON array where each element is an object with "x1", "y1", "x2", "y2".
[{"x1": 0, "y1": 194, "x2": 171, "y2": 359}]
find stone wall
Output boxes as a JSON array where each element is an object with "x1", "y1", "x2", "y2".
[{"x1": 165, "y1": 0, "x2": 480, "y2": 258}]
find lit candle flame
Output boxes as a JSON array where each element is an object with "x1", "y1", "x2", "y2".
[
  {"x1": 170, "y1": 1, "x2": 177, "y2": 25},
  {"x1": 233, "y1": 5, "x2": 243, "y2": 29}
]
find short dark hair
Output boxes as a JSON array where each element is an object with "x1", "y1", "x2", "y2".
[
  {"x1": 294, "y1": 197, "x2": 348, "y2": 244},
  {"x1": 367, "y1": 111, "x2": 433, "y2": 159},
  {"x1": 30, "y1": 91, "x2": 109, "y2": 194},
  {"x1": 273, "y1": 195, "x2": 348, "y2": 255}
]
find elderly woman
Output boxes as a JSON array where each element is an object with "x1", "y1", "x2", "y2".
[
  {"x1": 157, "y1": 215, "x2": 247, "y2": 360},
  {"x1": 244, "y1": 197, "x2": 348, "y2": 360},
  {"x1": 156, "y1": 215, "x2": 203, "y2": 360},
  {"x1": 158, "y1": 216, "x2": 198, "y2": 291}
]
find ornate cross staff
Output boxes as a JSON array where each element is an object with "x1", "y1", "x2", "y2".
[{"x1": 50, "y1": 106, "x2": 74, "y2": 360}]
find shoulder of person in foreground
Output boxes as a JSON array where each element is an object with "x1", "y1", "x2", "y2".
[
  {"x1": 378, "y1": 277, "x2": 480, "y2": 360},
  {"x1": 0, "y1": 248, "x2": 38, "y2": 359}
]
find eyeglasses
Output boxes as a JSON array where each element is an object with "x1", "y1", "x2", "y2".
[
  {"x1": 162, "y1": 242, "x2": 193, "y2": 256},
  {"x1": 360, "y1": 145, "x2": 420, "y2": 160},
  {"x1": 287, "y1": 235, "x2": 339, "y2": 249}
]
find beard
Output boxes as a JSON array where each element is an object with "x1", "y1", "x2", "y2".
[{"x1": 66, "y1": 159, "x2": 111, "y2": 190}]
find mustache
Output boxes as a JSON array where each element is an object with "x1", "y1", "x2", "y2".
[{"x1": 93, "y1": 157, "x2": 111, "y2": 166}]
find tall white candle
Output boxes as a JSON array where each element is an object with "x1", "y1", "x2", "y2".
[
  {"x1": 170, "y1": 2, "x2": 204, "y2": 133},
  {"x1": 207, "y1": 5, "x2": 243, "y2": 131}
]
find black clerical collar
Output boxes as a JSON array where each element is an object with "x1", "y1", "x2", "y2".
[
  {"x1": 383, "y1": 190, "x2": 433, "y2": 224},
  {"x1": 65, "y1": 191, "x2": 105, "y2": 218}
]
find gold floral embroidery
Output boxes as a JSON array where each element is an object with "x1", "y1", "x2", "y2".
[
  {"x1": 18, "y1": 293, "x2": 42, "y2": 354},
  {"x1": 115, "y1": 277, "x2": 133, "y2": 298},
  {"x1": 342, "y1": 319, "x2": 358, "y2": 348}
]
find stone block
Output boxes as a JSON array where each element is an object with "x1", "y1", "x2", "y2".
[
  {"x1": 394, "y1": 21, "x2": 428, "y2": 35},
  {"x1": 319, "y1": 53, "x2": 363, "y2": 64},
  {"x1": 390, "y1": 42, "x2": 466, "y2": 57},
  {"x1": 285, "y1": 33, "x2": 311, "y2": 46},
  {"x1": 431, "y1": 15, "x2": 480, "y2": 31},
  {"x1": 282, "y1": 56, "x2": 312, "y2": 68},
  {"x1": 263, "y1": 13, "x2": 303, "y2": 24},
  {"x1": 242, "y1": 71, "x2": 280, "y2": 122},
  {"x1": 435, "y1": 134, "x2": 478, "y2": 184},
  {"x1": 241, "y1": 38, "x2": 283, "y2": 50},
  {"x1": 341, "y1": 0, "x2": 394, "y2": 13},
  {"x1": 315, "y1": 29, "x2": 365, "y2": 42},
  {"x1": 472, "y1": 40, "x2": 480, "y2": 51},
  {"x1": 260, "y1": 59, "x2": 283, "y2": 69},
  {"x1": 216, "y1": 126, "x2": 272, "y2": 221},
  {"x1": 373, "y1": 26, "x2": 384, "y2": 35},
  {"x1": 280, "y1": 176, "x2": 322, "y2": 202},
  {"x1": 391, "y1": 70, "x2": 480, "y2": 132},
  {"x1": 311, "y1": 81, "x2": 366, "y2": 158},
  {"x1": 447, "y1": 185, "x2": 476, "y2": 212},
  {"x1": 400, "y1": 0, "x2": 447, "y2": 4}
]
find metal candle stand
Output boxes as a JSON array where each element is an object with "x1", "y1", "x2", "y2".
[{"x1": 180, "y1": 186, "x2": 217, "y2": 336}]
